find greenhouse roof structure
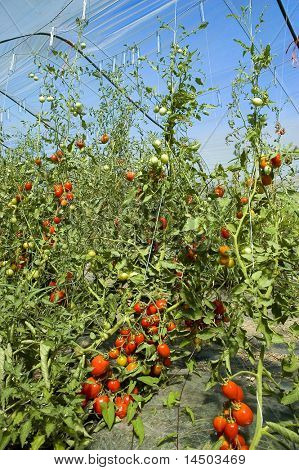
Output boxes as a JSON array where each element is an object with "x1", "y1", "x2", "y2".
[{"x1": 0, "y1": 0, "x2": 298, "y2": 167}]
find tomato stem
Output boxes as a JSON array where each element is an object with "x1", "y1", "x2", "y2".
[{"x1": 249, "y1": 345, "x2": 265, "y2": 450}]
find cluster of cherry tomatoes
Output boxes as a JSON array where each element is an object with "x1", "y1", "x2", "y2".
[
  {"x1": 80, "y1": 298, "x2": 174, "y2": 420},
  {"x1": 259, "y1": 153, "x2": 282, "y2": 186},
  {"x1": 213, "y1": 380, "x2": 253, "y2": 450},
  {"x1": 80, "y1": 354, "x2": 137, "y2": 419}
]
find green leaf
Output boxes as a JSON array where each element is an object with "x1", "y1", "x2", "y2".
[
  {"x1": 184, "y1": 406, "x2": 195, "y2": 425},
  {"x1": 252, "y1": 271, "x2": 262, "y2": 281},
  {"x1": 20, "y1": 420, "x2": 32, "y2": 448},
  {"x1": 45, "y1": 420, "x2": 56, "y2": 438},
  {"x1": 267, "y1": 422, "x2": 299, "y2": 445},
  {"x1": 157, "y1": 432, "x2": 177, "y2": 447},
  {"x1": 137, "y1": 376, "x2": 160, "y2": 386},
  {"x1": 127, "y1": 402, "x2": 138, "y2": 424},
  {"x1": 101, "y1": 401, "x2": 115, "y2": 430},
  {"x1": 164, "y1": 391, "x2": 180, "y2": 408},
  {"x1": 132, "y1": 416, "x2": 144, "y2": 445},
  {"x1": 30, "y1": 434, "x2": 46, "y2": 450},
  {"x1": 40, "y1": 341, "x2": 51, "y2": 390},
  {"x1": 281, "y1": 385, "x2": 299, "y2": 405},
  {"x1": 182, "y1": 217, "x2": 201, "y2": 232}
]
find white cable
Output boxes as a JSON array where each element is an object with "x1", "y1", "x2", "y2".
[
  {"x1": 199, "y1": 0, "x2": 205, "y2": 22},
  {"x1": 9, "y1": 54, "x2": 16, "y2": 74},
  {"x1": 49, "y1": 26, "x2": 55, "y2": 47},
  {"x1": 82, "y1": 0, "x2": 87, "y2": 20}
]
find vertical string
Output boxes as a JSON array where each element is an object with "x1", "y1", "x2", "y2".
[{"x1": 173, "y1": 0, "x2": 178, "y2": 45}]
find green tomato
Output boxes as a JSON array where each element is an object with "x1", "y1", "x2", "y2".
[
  {"x1": 160, "y1": 153, "x2": 169, "y2": 164},
  {"x1": 242, "y1": 247, "x2": 252, "y2": 255},
  {"x1": 150, "y1": 156, "x2": 159, "y2": 166},
  {"x1": 31, "y1": 270, "x2": 40, "y2": 279},
  {"x1": 103, "y1": 321, "x2": 111, "y2": 331},
  {"x1": 39, "y1": 95, "x2": 46, "y2": 103},
  {"x1": 118, "y1": 272, "x2": 129, "y2": 281},
  {"x1": 80, "y1": 42, "x2": 86, "y2": 49},
  {"x1": 251, "y1": 97, "x2": 263, "y2": 107},
  {"x1": 153, "y1": 105, "x2": 160, "y2": 113},
  {"x1": 75, "y1": 102, "x2": 82, "y2": 109},
  {"x1": 159, "y1": 106, "x2": 167, "y2": 116},
  {"x1": 103, "y1": 164, "x2": 110, "y2": 171},
  {"x1": 11, "y1": 216, "x2": 17, "y2": 224},
  {"x1": 10, "y1": 198, "x2": 17, "y2": 205},
  {"x1": 152, "y1": 139, "x2": 161, "y2": 149},
  {"x1": 264, "y1": 165, "x2": 272, "y2": 175},
  {"x1": 87, "y1": 250, "x2": 96, "y2": 258},
  {"x1": 6, "y1": 268, "x2": 14, "y2": 277},
  {"x1": 23, "y1": 242, "x2": 29, "y2": 250}
]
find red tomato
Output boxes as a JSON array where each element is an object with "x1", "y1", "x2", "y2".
[
  {"x1": 133, "y1": 303, "x2": 143, "y2": 314},
  {"x1": 157, "y1": 343, "x2": 170, "y2": 358},
  {"x1": 42, "y1": 220, "x2": 50, "y2": 228},
  {"x1": 49, "y1": 225, "x2": 56, "y2": 235},
  {"x1": 107, "y1": 379, "x2": 121, "y2": 393},
  {"x1": 53, "y1": 216, "x2": 61, "y2": 224},
  {"x1": 122, "y1": 394, "x2": 133, "y2": 405},
  {"x1": 132, "y1": 387, "x2": 139, "y2": 394},
  {"x1": 125, "y1": 341, "x2": 136, "y2": 355},
  {"x1": 213, "y1": 299, "x2": 226, "y2": 315},
  {"x1": 156, "y1": 299, "x2": 167, "y2": 311},
  {"x1": 140, "y1": 317, "x2": 151, "y2": 329},
  {"x1": 66, "y1": 192, "x2": 74, "y2": 201},
  {"x1": 236, "y1": 211, "x2": 243, "y2": 219},
  {"x1": 147, "y1": 304, "x2": 157, "y2": 315},
  {"x1": 224, "y1": 422, "x2": 239, "y2": 441},
  {"x1": 81, "y1": 377, "x2": 102, "y2": 399},
  {"x1": 148, "y1": 325, "x2": 158, "y2": 335},
  {"x1": 75, "y1": 140, "x2": 85, "y2": 149},
  {"x1": 91, "y1": 355, "x2": 110, "y2": 377},
  {"x1": 35, "y1": 158, "x2": 42, "y2": 166},
  {"x1": 232, "y1": 403, "x2": 253, "y2": 426},
  {"x1": 151, "y1": 364, "x2": 163, "y2": 376},
  {"x1": 64, "y1": 181, "x2": 72, "y2": 192},
  {"x1": 56, "y1": 149, "x2": 64, "y2": 158},
  {"x1": 261, "y1": 174, "x2": 272, "y2": 186},
  {"x1": 221, "y1": 380, "x2": 239, "y2": 400},
  {"x1": 115, "y1": 403, "x2": 127, "y2": 419},
  {"x1": 24, "y1": 182, "x2": 32, "y2": 191},
  {"x1": 119, "y1": 327, "x2": 131, "y2": 337},
  {"x1": 213, "y1": 416, "x2": 227, "y2": 433},
  {"x1": 100, "y1": 133, "x2": 110, "y2": 144},
  {"x1": 115, "y1": 336, "x2": 126, "y2": 348},
  {"x1": 159, "y1": 217, "x2": 167, "y2": 230},
  {"x1": 50, "y1": 154, "x2": 59, "y2": 163},
  {"x1": 233, "y1": 434, "x2": 246, "y2": 448},
  {"x1": 271, "y1": 153, "x2": 282, "y2": 168},
  {"x1": 167, "y1": 321, "x2": 176, "y2": 332},
  {"x1": 135, "y1": 333, "x2": 145, "y2": 345},
  {"x1": 49, "y1": 280, "x2": 57, "y2": 288},
  {"x1": 108, "y1": 348, "x2": 120, "y2": 359},
  {"x1": 240, "y1": 445, "x2": 249, "y2": 450},
  {"x1": 125, "y1": 171, "x2": 135, "y2": 181},
  {"x1": 214, "y1": 185, "x2": 225, "y2": 197},
  {"x1": 93, "y1": 395, "x2": 109, "y2": 415},
  {"x1": 54, "y1": 184, "x2": 63, "y2": 198},
  {"x1": 163, "y1": 358, "x2": 172, "y2": 367},
  {"x1": 240, "y1": 197, "x2": 248, "y2": 205},
  {"x1": 220, "y1": 227, "x2": 230, "y2": 239},
  {"x1": 151, "y1": 314, "x2": 160, "y2": 326}
]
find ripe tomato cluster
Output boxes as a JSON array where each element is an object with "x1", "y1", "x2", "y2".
[
  {"x1": 259, "y1": 153, "x2": 282, "y2": 186},
  {"x1": 213, "y1": 380, "x2": 253, "y2": 450},
  {"x1": 218, "y1": 245, "x2": 235, "y2": 268},
  {"x1": 80, "y1": 299, "x2": 175, "y2": 422}
]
